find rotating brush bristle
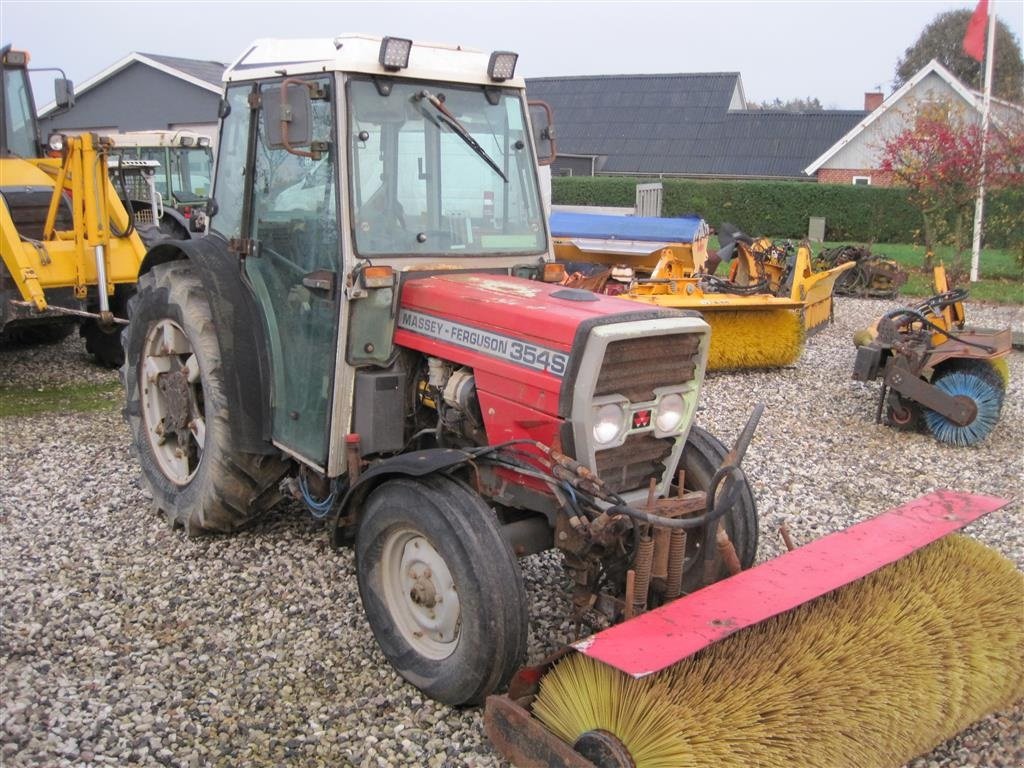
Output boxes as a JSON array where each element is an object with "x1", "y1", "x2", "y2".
[
  {"x1": 702, "y1": 309, "x2": 804, "y2": 371},
  {"x1": 532, "y1": 535, "x2": 1024, "y2": 768},
  {"x1": 923, "y1": 365, "x2": 1005, "y2": 446}
]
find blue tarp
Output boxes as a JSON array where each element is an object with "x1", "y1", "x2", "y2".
[{"x1": 549, "y1": 211, "x2": 708, "y2": 244}]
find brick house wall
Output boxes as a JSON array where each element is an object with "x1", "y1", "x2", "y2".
[{"x1": 817, "y1": 168, "x2": 896, "y2": 187}]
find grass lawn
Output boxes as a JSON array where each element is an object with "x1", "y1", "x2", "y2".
[
  {"x1": 708, "y1": 235, "x2": 1023, "y2": 306},
  {"x1": 822, "y1": 241, "x2": 1023, "y2": 304},
  {"x1": 0, "y1": 381, "x2": 122, "y2": 418}
]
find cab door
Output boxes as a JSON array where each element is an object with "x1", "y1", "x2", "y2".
[{"x1": 244, "y1": 76, "x2": 341, "y2": 467}]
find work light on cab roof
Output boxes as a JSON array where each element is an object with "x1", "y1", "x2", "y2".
[{"x1": 377, "y1": 36, "x2": 412, "y2": 71}]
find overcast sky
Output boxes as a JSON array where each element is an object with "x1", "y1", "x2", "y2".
[{"x1": 5, "y1": 0, "x2": 1022, "y2": 110}]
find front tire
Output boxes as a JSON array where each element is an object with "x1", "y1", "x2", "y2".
[
  {"x1": 122, "y1": 260, "x2": 288, "y2": 533},
  {"x1": 356, "y1": 475, "x2": 528, "y2": 706},
  {"x1": 672, "y1": 425, "x2": 759, "y2": 591}
]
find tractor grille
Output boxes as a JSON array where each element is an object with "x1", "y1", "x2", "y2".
[
  {"x1": 595, "y1": 433, "x2": 676, "y2": 494},
  {"x1": 595, "y1": 334, "x2": 700, "y2": 402},
  {"x1": 588, "y1": 331, "x2": 703, "y2": 494},
  {"x1": 1, "y1": 186, "x2": 74, "y2": 241}
]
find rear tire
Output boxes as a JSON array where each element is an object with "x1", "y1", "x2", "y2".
[
  {"x1": 672, "y1": 425, "x2": 759, "y2": 591},
  {"x1": 122, "y1": 260, "x2": 288, "y2": 533},
  {"x1": 356, "y1": 475, "x2": 528, "y2": 706}
]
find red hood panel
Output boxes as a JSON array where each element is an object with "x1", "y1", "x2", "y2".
[{"x1": 399, "y1": 273, "x2": 649, "y2": 347}]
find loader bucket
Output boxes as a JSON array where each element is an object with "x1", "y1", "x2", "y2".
[{"x1": 486, "y1": 490, "x2": 1021, "y2": 768}]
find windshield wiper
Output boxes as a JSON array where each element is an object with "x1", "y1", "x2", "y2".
[{"x1": 415, "y1": 90, "x2": 507, "y2": 183}]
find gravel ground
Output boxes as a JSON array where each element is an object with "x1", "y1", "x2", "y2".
[{"x1": 1, "y1": 296, "x2": 1022, "y2": 768}]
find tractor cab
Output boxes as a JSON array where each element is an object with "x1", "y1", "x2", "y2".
[{"x1": 210, "y1": 35, "x2": 556, "y2": 470}]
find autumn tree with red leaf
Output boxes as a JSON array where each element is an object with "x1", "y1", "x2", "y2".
[{"x1": 880, "y1": 100, "x2": 1023, "y2": 275}]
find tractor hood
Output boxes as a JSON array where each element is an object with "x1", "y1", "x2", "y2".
[{"x1": 394, "y1": 273, "x2": 691, "y2": 420}]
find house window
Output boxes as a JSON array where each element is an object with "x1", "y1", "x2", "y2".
[{"x1": 852, "y1": 176, "x2": 871, "y2": 186}]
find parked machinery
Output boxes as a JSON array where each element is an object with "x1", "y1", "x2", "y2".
[
  {"x1": 119, "y1": 35, "x2": 1021, "y2": 767},
  {"x1": 816, "y1": 243, "x2": 908, "y2": 298},
  {"x1": 108, "y1": 129, "x2": 214, "y2": 238},
  {"x1": 853, "y1": 266, "x2": 1011, "y2": 445},
  {"x1": 551, "y1": 213, "x2": 855, "y2": 370},
  {"x1": 0, "y1": 45, "x2": 146, "y2": 365}
]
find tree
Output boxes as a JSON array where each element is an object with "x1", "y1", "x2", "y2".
[
  {"x1": 750, "y1": 97, "x2": 823, "y2": 112},
  {"x1": 879, "y1": 100, "x2": 1023, "y2": 276},
  {"x1": 895, "y1": 10, "x2": 1024, "y2": 103}
]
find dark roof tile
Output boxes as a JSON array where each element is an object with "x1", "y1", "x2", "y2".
[{"x1": 528, "y1": 74, "x2": 865, "y2": 178}]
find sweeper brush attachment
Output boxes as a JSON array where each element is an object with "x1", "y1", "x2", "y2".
[
  {"x1": 486, "y1": 491, "x2": 1022, "y2": 768},
  {"x1": 701, "y1": 308, "x2": 804, "y2": 370}
]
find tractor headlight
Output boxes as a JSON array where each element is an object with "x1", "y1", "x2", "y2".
[
  {"x1": 593, "y1": 403, "x2": 626, "y2": 446},
  {"x1": 47, "y1": 133, "x2": 65, "y2": 153},
  {"x1": 655, "y1": 393, "x2": 686, "y2": 433}
]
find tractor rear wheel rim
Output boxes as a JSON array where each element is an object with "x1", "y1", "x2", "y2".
[
  {"x1": 381, "y1": 529, "x2": 461, "y2": 660},
  {"x1": 140, "y1": 318, "x2": 206, "y2": 485}
]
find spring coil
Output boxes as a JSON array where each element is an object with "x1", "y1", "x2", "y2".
[
  {"x1": 632, "y1": 535, "x2": 655, "y2": 615},
  {"x1": 665, "y1": 529, "x2": 687, "y2": 600}
]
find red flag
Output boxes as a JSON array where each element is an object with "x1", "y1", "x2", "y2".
[{"x1": 962, "y1": 0, "x2": 988, "y2": 62}]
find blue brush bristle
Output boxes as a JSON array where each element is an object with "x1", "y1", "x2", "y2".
[{"x1": 924, "y1": 370, "x2": 1004, "y2": 446}]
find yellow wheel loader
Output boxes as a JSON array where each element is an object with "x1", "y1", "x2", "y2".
[
  {"x1": 0, "y1": 45, "x2": 146, "y2": 366},
  {"x1": 552, "y1": 213, "x2": 855, "y2": 370},
  {"x1": 118, "y1": 35, "x2": 1020, "y2": 768}
]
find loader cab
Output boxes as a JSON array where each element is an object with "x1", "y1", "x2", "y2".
[
  {"x1": 1, "y1": 47, "x2": 39, "y2": 157},
  {"x1": 1, "y1": 45, "x2": 75, "y2": 158},
  {"x1": 210, "y1": 36, "x2": 553, "y2": 474}
]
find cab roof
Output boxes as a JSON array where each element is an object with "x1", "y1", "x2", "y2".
[{"x1": 224, "y1": 35, "x2": 526, "y2": 89}]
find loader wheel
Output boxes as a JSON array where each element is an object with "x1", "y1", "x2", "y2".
[
  {"x1": 356, "y1": 475, "x2": 528, "y2": 706},
  {"x1": 122, "y1": 261, "x2": 289, "y2": 534},
  {"x1": 81, "y1": 285, "x2": 133, "y2": 368},
  {"x1": 4, "y1": 321, "x2": 77, "y2": 346},
  {"x1": 673, "y1": 425, "x2": 759, "y2": 590},
  {"x1": 923, "y1": 360, "x2": 1005, "y2": 447},
  {"x1": 81, "y1": 321, "x2": 124, "y2": 368}
]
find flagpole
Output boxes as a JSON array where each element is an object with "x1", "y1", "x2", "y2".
[{"x1": 969, "y1": 0, "x2": 997, "y2": 283}]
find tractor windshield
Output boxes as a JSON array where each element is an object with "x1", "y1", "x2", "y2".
[{"x1": 347, "y1": 77, "x2": 546, "y2": 257}]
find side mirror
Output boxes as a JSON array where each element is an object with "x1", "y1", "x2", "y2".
[
  {"x1": 263, "y1": 80, "x2": 312, "y2": 150},
  {"x1": 54, "y1": 78, "x2": 74, "y2": 109},
  {"x1": 528, "y1": 100, "x2": 556, "y2": 166}
]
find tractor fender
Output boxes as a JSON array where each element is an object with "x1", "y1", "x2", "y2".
[
  {"x1": 156, "y1": 206, "x2": 192, "y2": 238},
  {"x1": 329, "y1": 448, "x2": 477, "y2": 547},
  {"x1": 138, "y1": 235, "x2": 274, "y2": 453}
]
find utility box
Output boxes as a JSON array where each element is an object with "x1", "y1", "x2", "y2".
[
  {"x1": 635, "y1": 183, "x2": 663, "y2": 218},
  {"x1": 808, "y1": 217, "x2": 826, "y2": 243}
]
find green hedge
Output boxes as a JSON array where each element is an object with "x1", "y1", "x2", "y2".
[{"x1": 551, "y1": 177, "x2": 1021, "y2": 248}]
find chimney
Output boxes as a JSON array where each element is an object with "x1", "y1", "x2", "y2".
[{"x1": 864, "y1": 92, "x2": 884, "y2": 112}]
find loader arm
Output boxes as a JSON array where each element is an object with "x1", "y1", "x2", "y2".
[{"x1": 1, "y1": 134, "x2": 145, "y2": 313}]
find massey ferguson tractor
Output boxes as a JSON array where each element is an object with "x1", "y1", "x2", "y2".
[
  {"x1": 122, "y1": 34, "x2": 758, "y2": 706},
  {"x1": 121, "y1": 36, "x2": 1021, "y2": 766}
]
